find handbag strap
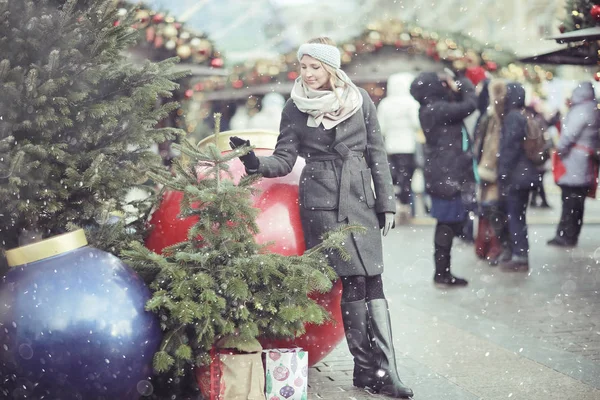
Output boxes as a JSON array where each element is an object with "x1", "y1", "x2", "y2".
[{"x1": 573, "y1": 143, "x2": 596, "y2": 155}]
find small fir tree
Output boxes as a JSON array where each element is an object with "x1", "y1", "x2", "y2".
[
  {"x1": 0, "y1": 0, "x2": 187, "y2": 251},
  {"x1": 123, "y1": 114, "x2": 361, "y2": 376}
]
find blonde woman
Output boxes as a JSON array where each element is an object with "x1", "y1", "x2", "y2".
[{"x1": 230, "y1": 37, "x2": 413, "y2": 398}]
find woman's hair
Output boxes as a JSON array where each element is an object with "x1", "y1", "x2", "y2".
[
  {"x1": 307, "y1": 37, "x2": 344, "y2": 91},
  {"x1": 489, "y1": 79, "x2": 507, "y2": 118}
]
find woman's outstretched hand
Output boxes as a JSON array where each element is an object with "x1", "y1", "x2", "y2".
[{"x1": 229, "y1": 136, "x2": 259, "y2": 171}]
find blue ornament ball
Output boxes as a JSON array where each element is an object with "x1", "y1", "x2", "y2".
[{"x1": 0, "y1": 231, "x2": 162, "y2": 399}]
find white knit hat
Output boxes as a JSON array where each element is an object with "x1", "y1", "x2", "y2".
[{"x1": 297, "y1": 43, "x2": 341, "y2": 69}]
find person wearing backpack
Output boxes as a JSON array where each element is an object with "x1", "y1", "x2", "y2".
[
  {"x1": 497, "y1": 82, "x2": 541, "y2": 272},
  {"x1": 547, "y1": 82, "x2": 600, "y2": 247}
]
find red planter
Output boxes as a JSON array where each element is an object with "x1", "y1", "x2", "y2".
[{"x1": 145, "y1": 135, "x2": 345, "y2": 366}]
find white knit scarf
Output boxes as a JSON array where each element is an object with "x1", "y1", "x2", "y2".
[{"x1": 290, "y1": 69, "x2": 363, "y2": 129}]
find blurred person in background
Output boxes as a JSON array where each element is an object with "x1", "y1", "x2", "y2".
[
  {"x1": 248, "y1": 92, "x2": 286, "y2": 131},
  {"x1": 474, "y1": 80, "x2": 510, "y2": 265},
  {"x1": 229, "y1": 100, "x2": 250, "y2": 130},
  {"x1": 497, "y1": 82, "x2": 539, "y2": 272},
  {"x1": 547, "y1": 82, "x2": 600, "y2": 247},
  {"x1": 229, "y1": 37, "x2": 413, "y2": 399},
  {"x1": 525, "y1": 97, "x2": 557, "y2": 209},
  {"x1": 410, "y1": 70, "x2": 477, "y2": 287},
  {"x1": 377, "y1": 72, "x2": 420, "y2": 225}
]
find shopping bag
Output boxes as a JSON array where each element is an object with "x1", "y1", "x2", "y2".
[
  {"x1": 474, "y1": 217, "x2": 490, "y2": 259},
  {"x1": 197, "y1": 347, "x2": 266, "y2": 400},
  {"x1": 265, "y1": 348, "x2": 308, "y2": 400},
  {"x1": 551, "y1": 150, "x2": 566, "y2": 183}
]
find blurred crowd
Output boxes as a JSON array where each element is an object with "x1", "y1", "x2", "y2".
[{"x1": 379, "y1": 69, "x2": 599, "y2": 286}]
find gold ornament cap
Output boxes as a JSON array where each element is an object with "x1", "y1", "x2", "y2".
[{"x1": 5, "y1": 229, "x2": 88, "y2": 267}]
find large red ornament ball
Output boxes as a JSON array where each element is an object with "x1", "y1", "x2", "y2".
[
  {"x1": 594, "y1": 72, "x2": 600, "y2": 82},
  {"x1": 145, "y1": 130, "x2": 345, "y2": 367},
  {"x1": 591, "y1": 5, "x2": 600, "y2": 20}
]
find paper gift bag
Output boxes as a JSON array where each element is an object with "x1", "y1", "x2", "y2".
[
  {"x1": 197, "y1": 348, "x2": 266, "y2": 400},
  {"x1": 265, "y1": 349, "x2": 308, "y2": 400}
]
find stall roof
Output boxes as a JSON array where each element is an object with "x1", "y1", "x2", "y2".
[
  {"x1": 546, "y1": 26, "x2": 600, "y2": 43},
  {"x1": 518, "y1": 44, "x2": 597, "y2": 66}
]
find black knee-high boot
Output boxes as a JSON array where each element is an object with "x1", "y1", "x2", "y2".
[
  {"x1": 366, "y1": 299, "x2": 413, "y2": 398},
  {"x1": 341, "y1": 300, "x2": 376, "y2": 388},
  {"x1": 434, "y1": 222, "x2": 468, "y2": 286}
]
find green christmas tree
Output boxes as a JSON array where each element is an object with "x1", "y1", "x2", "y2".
[
  {"x1": 123, "y1": 114, "x2": 361, "y2": 376},
  {"x1": 561, "y1": 0, "x2": 600, "y2": 32},
  {"x1": 0, "y1": 0, "x2": 187, "y2": 253}
]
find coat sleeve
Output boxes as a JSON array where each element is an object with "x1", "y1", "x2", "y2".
[
  {"x1": 363, "y1": 94, "x2": 396, "y2": 214},
  {"x1": 376, "y1": 101, "x2": 388, "y2": 139},
  {"x1": 498, "y1": 111, "x2": 525, "y2": 183},
  {"x1": 256, "y1": 110, "x2": 299, "y2": 178},
  {"x1": 556, "y1": 106, "x2": 589, "y2": 154},
  {"x1": 431, "y1": 78, "x2": 478, "y2": 125},
  {"x1": 410, "y1": 101, "x2": 421, "y2": 131}
]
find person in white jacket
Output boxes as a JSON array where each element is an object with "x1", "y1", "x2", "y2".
[
  {"x1": 248, "y1": 92, "x2": 285, "y2": 131},
  {"x1": 229, "y1": 100, "x2": 251, "y2": 131},
  {"x1": 377, "y1": 72, "x2": 421, "y2": 223}
]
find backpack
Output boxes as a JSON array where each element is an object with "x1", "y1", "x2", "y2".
[{"x1": 521, "y1": 110, "x2": 550, "y2": 166}]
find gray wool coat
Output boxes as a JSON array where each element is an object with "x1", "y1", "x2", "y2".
[
  {"x1": 255, "y1": 88, "x2": 396, "y2": 276},
  {"x1": 557, "y1": 82, "x2": 600, "y2": 187}
]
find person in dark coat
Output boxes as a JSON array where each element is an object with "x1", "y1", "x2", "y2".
[
  {"x1": 497, "y1": 82, "x2": 540, "y2": 271},
  {"x1": 229, "y1": 37, "x2": 412, "y2": 399},
  {"x1": 547, "y1": 82, "x2": 600, "y2": 247},
  {"x1": 409, "y1": 71, "x2": 477, "y2": 287}
]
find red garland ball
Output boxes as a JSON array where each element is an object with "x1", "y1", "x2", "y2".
[
  {"x1": 231, "y1": 79, "x2": 244, "y2": 89},
  {"x1": 465, "y1": 66, "x2": 487, "y2": 86},
  {"x1": 485, "y1": 60, "x2": 498, "y2": 72},
  {"x1": 184, "y1": 89, "x2": 194, "y2": 99},
  {"x1": 559, "y1": 24, "x2": 566, "y2": 33},
  {"x1": 592, "y1": 5, "x2": 600, "y2": 20},
  {"x1": 210, "y1": 58, "x2": 224, "y2": 68},
  {"x1": 594, "y1": 72, "x2": 600, "y2": 82},
  {"x1": 152, "y1": 13, "x2": 164, "y2": 24}
]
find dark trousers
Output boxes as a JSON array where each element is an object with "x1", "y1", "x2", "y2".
[
  {"x1": 530, "y1": 171, "x2": 549, "y2": 206},
  {"x1": 556, "y1": 186, "x2": 589, "y2": 244},
  {"x1": 483, "y1": 203, "x2": 509, "y2": 249},
  {"x1": 388, "y1": 153, "x2": 416, "y2": 205},
  {"x1": 434, "y1": 221, "x2": 464, "y2": 276},
  {"x1": 504, "y1": 189, "x2": 530, "y2": 257}
]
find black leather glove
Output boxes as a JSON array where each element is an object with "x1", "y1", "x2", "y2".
[
  {"x1": 377, "y1": 212, "x2": 395, "y2": 234},
  {"x1": 229, "y1": 136, "x2": 259, "y2": 171}
]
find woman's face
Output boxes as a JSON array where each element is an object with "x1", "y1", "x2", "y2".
[{"x1": 300, "y1": 55, "x2": 330, "y2": 90}]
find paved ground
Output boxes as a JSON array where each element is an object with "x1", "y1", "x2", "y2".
[{"x1": 307, "y1": 191, "x2": 600, "y2": 400}]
